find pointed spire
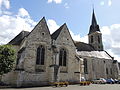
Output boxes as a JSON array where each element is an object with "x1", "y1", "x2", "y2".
[
  {"x1": 92, "y1": 9, "x2": 97, "y2": 27},
  {"x1": 88, "y1": 9, "x2": 100, "y2": 34}
]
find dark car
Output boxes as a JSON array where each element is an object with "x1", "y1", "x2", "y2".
[
  {"x1": 106, "y1": 79, "x2": 115, "y2": 84},
  {"x1": 117, "y1": 80, "x2": 120, "y2": 84},
  {"x1": 114, "y1": 79, "x2": 119, "y2": 84}
]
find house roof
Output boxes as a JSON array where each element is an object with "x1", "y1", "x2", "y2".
[
  {"x1": 51, "y1": 24, "x2": 65, "y2": 40},
  {"x1": 77, "y1": 51, "x2": 113, "y2": 59},
  {"x1": 8, "y1": 31, "x2": 29, "y2": 45},
  {"x1": 75, "y1": 41, "x2": 95, "y2": 51}
]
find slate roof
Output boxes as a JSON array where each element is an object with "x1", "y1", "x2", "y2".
[
  {"x1": 77, "y1": 51, "x2": 112, "y2": 59},
  {"x1": 75, "y1": 41, "x2": 95, "y2": 51},
  {"x1": 88, "y1": 10, "x2": 100, "y2": 35},
  {"x1": 8, "y1": 31, "x2": 29, "y2": 45},
  {"x1": 92, "y1": 9, "x2": 97, "y2": 27},
  {"x1": 51, "y1": 24, "x2": 65, "y2": 40}
]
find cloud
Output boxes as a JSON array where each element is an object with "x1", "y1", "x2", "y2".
[
  {"x1": 18, "y1": 8, "x2": 30, "y2": 18},
  {"x1": 100, "y1": 1, "x2": 105, "y2": 6},
  {"x1": 0, "y1": 0, "x2": 10, "y2": 9},
  {"x1": 47, "y1": 19, "x2": 59, "y2": 34},
  {"x1": 0, "y1": 7, "x2": 37, "y2": 44},
  {"x1": 108, "y1": 0, "x2": 112, "y2": 6},
  {"x1": 47, "y1": 0, "x2": 62, "y2": 4},
  {"x1": 64, "y1": 3, "x2": 69, "y2": 9},
  {"x1": 0, "y1": 0, "x2": 10, "y2": 14},
  {"x1": 101, "y1": 24, "x2": 120, "y2": 61},
  {"x1": 100, "y1": 0, "x2": 112, "y2": 6}
]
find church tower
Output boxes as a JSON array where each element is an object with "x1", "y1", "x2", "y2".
[{"x1": 88, "y1": 10, "x2": 103, "y2": 51}]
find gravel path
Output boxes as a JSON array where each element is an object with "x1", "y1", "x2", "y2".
[{"x1": 0, "y1": 84, "x2": 120, "y2": 90}]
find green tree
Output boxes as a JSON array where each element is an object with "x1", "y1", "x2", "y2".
[{"x1": 0, "y1": 45, "x2": 15, "y2": 75}]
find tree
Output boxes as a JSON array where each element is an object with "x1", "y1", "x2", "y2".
[{"x1": 0, "y1": 45, "x2": 15, "y2": 75}]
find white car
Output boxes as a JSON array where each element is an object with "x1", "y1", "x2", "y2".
[{"x1": 92, "y1": 78, "x2": 106, "y2": 84}]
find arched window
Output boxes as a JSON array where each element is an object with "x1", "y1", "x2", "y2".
[
  {"x1": 36, "y1": 45, "x2": 45, "y2": 65},
  {"x1": 59, "y1": 48, "x2": 67, "y2": 66},
  {"x1": 98, "y1": 36, "x2": 100, "y2": 43},
  {"x1": 84, "y1": 58, "x2": 88, "y2": 74},
  {"x1": 106, "y1": 68, "x2": 108, "y2": 75},
  {"x1": 91, "y1": 36, "x2": 93, "y2": 43}
]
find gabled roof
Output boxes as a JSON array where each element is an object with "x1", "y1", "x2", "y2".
[
  {"x1": 75, "y1": 41, "x2": 95, "y2": 51},
  {"x1": 8, "y1": 31, "x2": 29, "y2": 45},
  {"x1": 8, "y1": 17, "x2": 51, "y2": 45},
  {"x1": 26, "y1": 17, "x2": 51, "y2": 39},
  {"x1": 51, "y1": 24, "x2": 65, "y2": 40}
]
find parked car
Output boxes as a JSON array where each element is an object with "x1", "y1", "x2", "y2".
[
  {"x1": 106, "y1": 78, "x2": 115, "y2": 84},
  {"x1": 114, "y1": 79, "x2": 119, "y2": 84},
  {"x1": 92, "y1": 78, "x2": 106, "y2": 84},
  {"x1": 118, "y1": 80, "x2": 120, "y2": 84}
]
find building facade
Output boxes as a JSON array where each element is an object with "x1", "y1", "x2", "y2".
[{"x1": 1, "y1": 10, "x2": 119, "y2": 87}]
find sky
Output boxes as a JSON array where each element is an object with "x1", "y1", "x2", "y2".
[{"x1": 0, "y1": 0, "x2": 120, "y2": 61}]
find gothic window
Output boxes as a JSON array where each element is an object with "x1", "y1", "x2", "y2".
[
  {"x1": 84, "y1": 58, "x2": 88, "y2": 74},
  {"x1": 106, "y1": 68, "x2": 108, "y2": 75},
  {"x1": 59, "y1": 48, "x2": 67, "y2": 66},
  {"x1": 91, "y1": 36, "x2": 93, "y2": 43},
  {"x1": 98, "y1": 36, "x2": 100, "y2": 43},
  {"x1": 36, "y1": 45, "x2": 45, "y2": 65},
  {"x1": 110, "y1": 68, "x2": 112, "y2": 75}
]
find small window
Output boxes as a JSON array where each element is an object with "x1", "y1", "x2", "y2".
[
  {"x1": 104, "y1": 61, "x2": 105, "y2": 63},
  {"x1": 110, "y1": 68, "x2": 112, "y2": 75},
  {"x1": 98, "y1": 36, "x2": 100, "y2": 43},
  {"x1": 91, "y1": 36, "x2": 93, "y2": 43},
  {"x1": 59, "y1": 48, "x2": 67, "y2": 66},
  {"x1": 42, "y1": 32, "x2": 45, "y2": 35},
  {"x1": 106, "y1": 68, "x2": 108, "y2": 75}
]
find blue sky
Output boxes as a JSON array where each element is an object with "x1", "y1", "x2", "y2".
[{"x1": 0, "y1": 0, "x2": 120, "y2": 61}]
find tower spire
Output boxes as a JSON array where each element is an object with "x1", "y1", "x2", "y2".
[
  {"x1": 92, "y1": 9, "x2": 97, "y2": 27},
  {"x1": 88, "y1": 9, "x2": 103, "y2": 51},
  {"x1": 88, "y1": 9, "x2": 100, "y2": 35}
]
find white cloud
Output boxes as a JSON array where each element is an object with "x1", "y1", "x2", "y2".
[
  {"x1": 101, "y1": 24, "x2": 120, "y2": 61},
  {"x1": 100, "y1": 1, "x2": 105, "y2": 6},
  {"x1": 108, "y1": 0, "x2": 112, "y2": 6},
  {"x1": 18, "y1": 8, "x2": 30, "y2": 18},
  {"x1": 64, "y1": 3, "x2": 69, "y2": 9},
  {"x1": 0, "y1": 7, "x2": 37, "y2": 44},
  {"x1": 100, "y1": 0, "x2": 112, "y2": 6},
  {"x1": 47, "y1": 0, "x2": 62, "y2": 4},
  {"x1": 0, "y1": 0, "x2": 10, "y2": 14},
  {"x1": 47, "y1": 19, "x2": 59, "y2": 34},
  {"x1": 0, "y1": 0, "x2": 10, "y2": 9},
  {"x1": 3, "y1": 0, "x2": 10, "y2": 9}
]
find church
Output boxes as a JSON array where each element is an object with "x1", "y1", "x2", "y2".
[{"x1": 1, "y1": 10, "x2": 119, "y2": 87}]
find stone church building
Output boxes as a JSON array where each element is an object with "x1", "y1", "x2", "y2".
[{"x1": 2, "y1": 10, "x2": 119, "y2": 87}]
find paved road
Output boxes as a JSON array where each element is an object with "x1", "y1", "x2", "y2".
[{"x1": 0, "y1": 84, "x2": 120, "y2": 90}]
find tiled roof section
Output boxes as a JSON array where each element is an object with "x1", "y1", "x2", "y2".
[
  {"x1": 8, "y1": 31, "x2": 29, "y2": 45},
  {"x1": 75, "y1": 41, "x2": 95, "y2": 51},
  {"x1": 51, "y1": 24, "x2": 65, "y2": 40}
]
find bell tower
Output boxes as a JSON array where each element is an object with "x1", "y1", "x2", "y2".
[{"x1": 88, "y1": 10, "x2": 103, "y2": 51}]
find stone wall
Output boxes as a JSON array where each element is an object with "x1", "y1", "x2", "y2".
[{"x1": 81, "y1": 56, "x2": 118, "y2": 80}]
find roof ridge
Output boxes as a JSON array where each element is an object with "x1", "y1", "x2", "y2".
[{"x1": 51, "y1": 23, "x2": 65, "y2": 40}]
